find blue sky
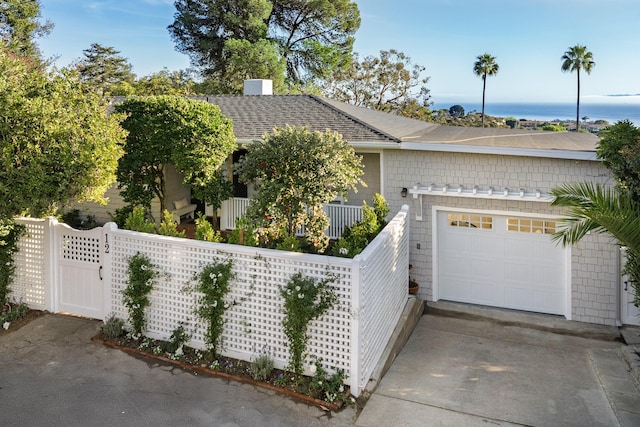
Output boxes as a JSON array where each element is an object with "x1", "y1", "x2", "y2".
[{"x1": 38, "y1": 0, "x2": 640, "y2": 104}]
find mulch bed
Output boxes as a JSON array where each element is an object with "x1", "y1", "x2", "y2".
[
  {"x1": 91, "y1": 331, "x2": 351, "y2": 412},
  {"x1": 0, "y1": 309, "x2": 47, "y2": 338}
]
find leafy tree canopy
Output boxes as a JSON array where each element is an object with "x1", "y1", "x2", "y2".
[
  {"x1": 131, "y1": 68, "x2": 196, "y2": 96},
  {"x1": 449, "y1": 104, "x2": 464, "y2": 118},
  {"x1": 75, "y1": 43, "x2": 135, "y2": 95},
  {"x1": 114, "y1": 96, "x2": 236, "y2": 215},
  {"x1": 321, "y1": 49, "x2": 430, "y2": 116},
  {"x1": 597, "y1": 120, "x2": 640, "y2": 200},
  {"x1": 0, "y1": 48, "x2": 126, "y2": 217},
  {"x1": 168, "y1": 0, "x2": 360, "y2": 90},
  {"x1": 236, "y1": 125, "x2": 364, "y2": 252},
  {"x1": 0, "y1": 0, "x2": 52, "y2": 58}
]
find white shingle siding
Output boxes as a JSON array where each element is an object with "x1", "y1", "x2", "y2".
[{"x1": 383, "y1": 149, "x2": 619, "y2": 326}]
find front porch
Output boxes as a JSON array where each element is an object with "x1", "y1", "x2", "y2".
[{"x1": 208, "y1": 197, "x2": 364, "y2": 240}]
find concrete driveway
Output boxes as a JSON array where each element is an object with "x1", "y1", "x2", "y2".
[
  {"x1": 1, "y1": 309, "x2": 639, "y2": 427},
  {"x1": 357, "y1": 307, "x2": 640, "y2": 427}
]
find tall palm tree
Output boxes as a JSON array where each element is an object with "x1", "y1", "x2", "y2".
[
  {"x1": 561, "y1": 45, "x2": 595, "y2": 132},
  {"x1": 473, "y1": 53, "x2": 499, "y2": 128},
  {"x1": 551, "y1": 182, "x2": 640, "y2": 305}
]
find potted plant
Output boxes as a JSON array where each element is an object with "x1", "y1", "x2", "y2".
[{"x1": 409, "y1": 264, "x2": 419, "y2": 295}]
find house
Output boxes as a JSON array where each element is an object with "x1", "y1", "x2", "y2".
[{"x1": 78, "y1": 80, "x2": 634, "y2": 327}]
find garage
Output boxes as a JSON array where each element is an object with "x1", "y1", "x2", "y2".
[{"x1": 435, "y1": 209, "x2": 569, "y2": 316}]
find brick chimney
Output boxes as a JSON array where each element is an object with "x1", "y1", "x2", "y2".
[{"x1": 243, "y1": 79, "x2": 273, "y2": 96}]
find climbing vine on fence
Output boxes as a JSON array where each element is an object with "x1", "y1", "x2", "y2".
[
  {"x1": 280, "y1": 272, "x2": 337, "y2": 375},
  {"x1": 191, "y1": 260, "x2": 235, "y2": 356},
  {"x1": 123, "y1": 252, "x2": 160, "y2": 337}
]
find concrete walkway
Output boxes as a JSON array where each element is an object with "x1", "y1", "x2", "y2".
[{"x1": 357, "y1": 303, "x2": 640, "y2": 427}]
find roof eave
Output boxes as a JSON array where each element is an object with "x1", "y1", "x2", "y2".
[{"x1": 400, "y1": 142, "x2": 598, "y2": 161}]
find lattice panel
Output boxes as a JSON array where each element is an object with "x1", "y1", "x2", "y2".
[
  {"x1": 12, "y1": 219, "x2": 47, "y2": 309},
  {"x1": 60, "y1": 233, "x2": 101, "y2": 264},
  {"x1": 357, "y1": 207, "x2": 410, "y2": 389},
  {"x1": 109, "y1": 230, "x2": 356, "y2": 378}
]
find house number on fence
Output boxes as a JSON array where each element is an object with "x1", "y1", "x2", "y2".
[{"x1": 104, "y1": 234, "x2": 110, "y2": 254}]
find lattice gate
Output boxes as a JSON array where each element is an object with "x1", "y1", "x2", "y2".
[{"x1": 56, "y1": 224, "x2": 106, "y2": 319}]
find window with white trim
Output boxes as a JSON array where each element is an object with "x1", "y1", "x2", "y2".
[
  {"x1": 507, "y1": 217, "x2": 556, "y2": 234},
  {"x1": 447, "y1": 214, "x2": 492, "y2": 229}
]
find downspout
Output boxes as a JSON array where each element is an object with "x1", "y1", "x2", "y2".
[{"x1": 616, "y1": 246, "x2": 624, "y2": 327}]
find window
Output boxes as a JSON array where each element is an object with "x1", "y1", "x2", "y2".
[
  {"x1": 447, "y1": 214, "x2": 492, "y2": 229},
  {"x1": 507, "y1": 217, "x2": 556, "y2": 234}
]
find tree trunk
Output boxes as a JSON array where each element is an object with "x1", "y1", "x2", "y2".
[
  {"x1": 576, "y1": 69, "x2": 581, "y2": 131},
  {"x1": 481, "y1": 75, "x2": 487, "y2": 128}
]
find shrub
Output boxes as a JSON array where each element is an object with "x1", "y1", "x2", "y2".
[
  {"x1": 250, "y1": 353, "x2": 275, "y2": 381},
  {"x1": 542, "y1": 124, "x2": 567, "y2": 132},
  {"x1": 332, "y1": 194, "x2": 389, "y2": 258},
  {"x1": 124, "y1": 206, "x2": 156, "y2": 234},
  {"x1": 194, "y1": 212, "x2": 222, "y2": 242},
  {"x1": 102, "y1": 313, "x2": 125, "y2": 339},
  {"x1": 157, "y1": 210, "x2": 186, "y2": 237},
  {"x1": 61, "y1": 209, "x2": 99, "y2": 230},
  {"x1": 0, "y1": 218, "x2": 26, "y2": 304}
]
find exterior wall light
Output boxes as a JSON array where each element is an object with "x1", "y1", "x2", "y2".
[{"x1": 401, "y1": 187, "x2": 408, "y2": 197}]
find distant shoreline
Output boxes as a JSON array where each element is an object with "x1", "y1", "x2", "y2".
[{"x1": 431, "y1": 101, "x2": 640, "y2": 125}]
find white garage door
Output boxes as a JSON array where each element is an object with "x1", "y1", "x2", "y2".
[{"x1": 437, "y1": 210, "x2": 568, "y2": 316}]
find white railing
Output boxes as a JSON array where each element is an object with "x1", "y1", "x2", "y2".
[
  {"x1": 220, "y1": 197, "x2": 363, "y2": 240},
  {"x1": 220, "y1": 197, "x2": 252, "y2": 230},
  {"x1": 11, "y1": 206, "x2": 410, "y2": 398}
]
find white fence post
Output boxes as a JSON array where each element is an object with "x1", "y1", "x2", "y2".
[
  {"x1": 102, "y1": 222, "x2": 117, "y2": 318},
  {"x1": 44, "y1": 216, "x2": 57, "y2": 313},
  {"x1": 350, "y1": 256, "x2": 363, "y2": 397}
]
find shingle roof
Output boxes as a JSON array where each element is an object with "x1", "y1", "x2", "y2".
[
  {"x1": 193, "y1": 95, "x2": 399, "y2": 142},
  {"x1": 199, "y1": 94, "x2": 598, "y2": 152},
  {"x1": 111, "y1": 94, "x2": 599, "y2": 152}
]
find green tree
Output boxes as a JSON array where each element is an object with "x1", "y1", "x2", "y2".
[
  {"x1": 236, "y1": 126, "x2": 364, "y2": 252},
  {"x1": 133, "y1": 68, "x2": 195, "y2": 95},
  {"x1": 168, "y1": 0, "x2": 360, "y2": 89},
  {"x1": 76, "y1": 43, "x2": 135, "y2": 95},
  {"x1": 114, "y1": 96, "x2": 236, "y2": 216},
  {"x1": 473, "y1": 53, "x2": 499, "y2": 128},
  {"x1": 0, "y1": 48, "x2": 126, "y2": 218},
  {"x1": 561, "y1": 44, "x2": 595, "y2": 132},
  {"x1": 597, "y1": 120, "x2": 640, "y2": 197},
  {"x1": 551, "y1": 120, "x2": 640, "y2": 306},
  {"x1": 449, "y1": 104, "x2": 465, "y2": 118},
  {"x1": 0, "y1": 0, "x2": 52, "y2": 58},
  {"x1": 322, "y1": 49, "x2": 430, "y2": 116}
]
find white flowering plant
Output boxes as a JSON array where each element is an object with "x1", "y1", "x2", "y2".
[
  {"x1": 191, "y1": 260, "x2": 234, "y2": 356},
  {"x1": 122, "y1": 252, "x2": 159, "y2": 336},
  {"x1": 309, "y1": 358, "x2": 348, "y2": 404},
  {"x1": 280, "y1": 272, "x2": 337, "y2": 376}
]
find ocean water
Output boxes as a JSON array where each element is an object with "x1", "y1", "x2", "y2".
[{"x1": 431, "y1": 101, "x2": 640, "y2": 125}]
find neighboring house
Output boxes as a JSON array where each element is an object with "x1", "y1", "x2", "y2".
[{"x1": 77, "y1": 80, "x2": 634, "y2": 327}]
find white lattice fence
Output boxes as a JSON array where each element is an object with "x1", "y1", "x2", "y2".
[
  {"x1": 354, "y1": 205, "x2": 410, "y2": 390},
  {"x1": 12, "y1": 217, "x2": 50, "y2": 310},
  {"x1": 108, "y1": 228, "x2": 356, "y2": 382},
  {"x1": 10, "y1": 206, "x2": 410, "y2": 398}
]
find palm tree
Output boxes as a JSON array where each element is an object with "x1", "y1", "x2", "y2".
[
  {"x1": 561, "y1": 45, "x2": 595, "y2": 132},
  {"x1": 473, "y1": 53, "x2": 499, "y2": 128},
  {"x1": 551, "y1": 182, "x2": 640, "y2": 305}
]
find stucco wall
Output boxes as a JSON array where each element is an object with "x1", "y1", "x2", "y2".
[{"x1": 382, "y1": 149, "x2": 619, "y2": 326}]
